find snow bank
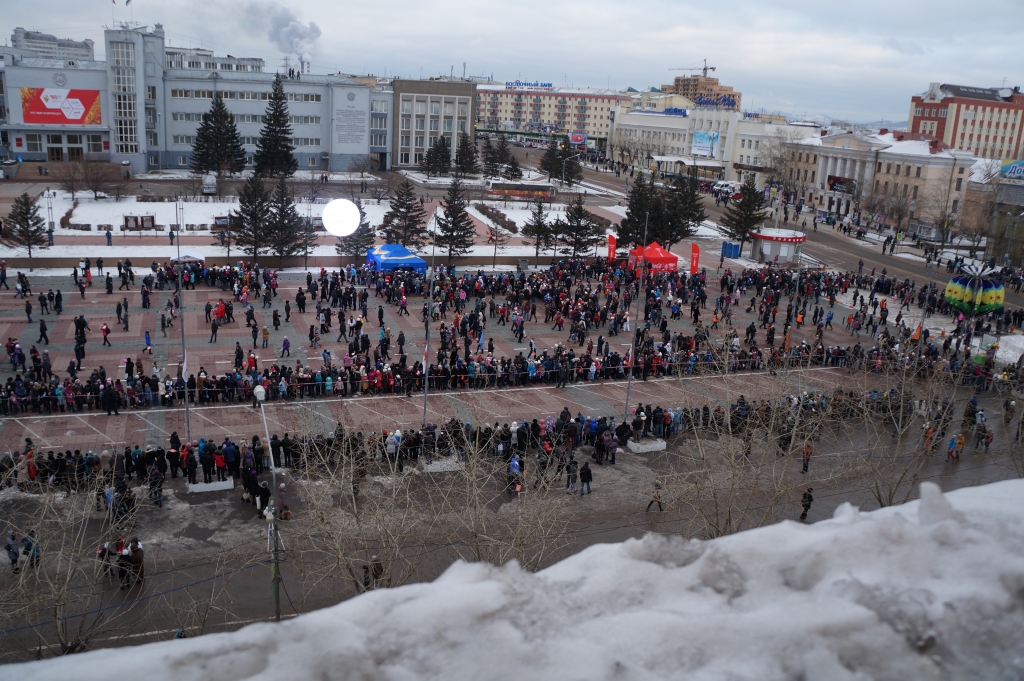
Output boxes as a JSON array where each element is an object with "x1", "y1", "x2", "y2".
[{"x1": 6, "y1": 480, "x2": 1024, "y2": 680}]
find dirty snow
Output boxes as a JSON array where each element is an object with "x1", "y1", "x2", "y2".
[{"x1": 6, "y1": 479, "x2": 1024, "y2": 681}]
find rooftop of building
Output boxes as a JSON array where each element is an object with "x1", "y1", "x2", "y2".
[
  {"x1": 794, "y1": 130, "x2": 973, "y2": 160},
  {"x1": 476, "y1": 82, "x2": 625, "y2": 97},
  {"x1": 163, "y1": 69, "x2": 364, "y2": 86},
  {"x1": 917, "y1": 83, "x2": 1021, "y2": 103},
  {"x1": 3, "y1": 55, "x2": 106, "y2": 69}
]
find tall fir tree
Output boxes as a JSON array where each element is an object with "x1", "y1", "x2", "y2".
[
  {"x1": 2, "y1": 193, "x2": 49, "y2": 271},
  {"x1": 719, "y1": 176, "x2": 769, "y2": 254},
  {"x1": 268, "y1": 178, "x2": 303, "y2": 266},
  {"x1": 434, "y1": 175, "x2": 476, "y2": 264},
  {"x1": 420, "y1": 135, "x2": 451, "y2": 176},
  {"x1": 454, "y1": 133, "x2": 480, "y2": 175},
  {"x1": 494, "y1": 135, "x2": 512, "y2": 167},
  {"x1": 482, "y1": 136, "x2": 501, "y2": 178},
  {"x1": 232, "y1": 174, "x2": 273, "y2": 262},
  {"x1": 521, "y1": 198, "x2": 552, "y2": 264},
  {"x1": 504, "y1": 154, "x2": 523, "y2": 180},
  {"x1": 539, "y1": 140, "x2": 560, "y2": 178},
  {"x1": 336, "y1": 198, "x2": 376, "y2": 260},
  {"x1": 617, "y1": 173, "x2": 657, "y2": 249},
  {"x1": 556, "y1": 194, "x2": 602, "y2": 258},
  {"x1": 254, "y1": 74, "x2": 298, "y2": 178},
  {"x1": 559, "y1": 145, "x2": 584, "y2": 186},
  {"x1": 190, "y1": 96, "x2": 246, "y2": 180},
  {"x1": 380, "y1": 178, "x2": 427, "y2": 248},
  {"x1": 661, "y1": 170, "x2": 706, "y2": 252}
]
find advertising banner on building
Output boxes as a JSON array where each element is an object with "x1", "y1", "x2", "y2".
[
  {"x1": 1001, "y1": 159, "x2": 1024, "y2": 180},
  {"x1": 567, "y1": 132, "x2": 588, "y2": 146},
  {"x1": 21, "y1": 87, "x2": 102, "y2": 125},
  {"x1": 691, "y1": 130, "x2": 718, "y2": 157}
]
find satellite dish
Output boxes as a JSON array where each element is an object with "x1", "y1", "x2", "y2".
[{"x1": 321, "y1": 199, "x2": 361, "y2": 237}]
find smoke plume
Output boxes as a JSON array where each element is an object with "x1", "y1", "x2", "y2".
[{"x1": 254, "y1": 3, "x2": 321, "y2": 57}]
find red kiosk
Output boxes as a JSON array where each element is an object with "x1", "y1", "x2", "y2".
[{"x1": 627, "y1": 242, "x2": 679, "y2": 272}]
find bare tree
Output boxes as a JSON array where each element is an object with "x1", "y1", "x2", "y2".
[
  {"x1": 53, "y1": 163, "x2": 83, "y2": 200},
  {"x1": 349, "y1": 155, "x2": 377, "y2": 178},
  {"x1": 80, "y1": 162, "x2": 121, "y2": 201}
]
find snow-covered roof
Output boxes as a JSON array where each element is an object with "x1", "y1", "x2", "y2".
[
  {"x1": 8, "y1": 479, "x2": 1024, "y2": 680},
  {"x1": 794, "y1": 132, "x2": 972, "y2": 160},
  {"x1": 969, "y1": 158, "x2": 1002, "y2": 184}
]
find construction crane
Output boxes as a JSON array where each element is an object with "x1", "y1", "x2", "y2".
[{"x1": 669, "y1": 59, "x2": 716, "y2": 77}]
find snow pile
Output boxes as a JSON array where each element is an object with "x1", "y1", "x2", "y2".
[{"x1": 7, "y1": 480, "x2": 1024, "y2": 680}]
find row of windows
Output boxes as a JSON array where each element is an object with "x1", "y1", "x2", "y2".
[
  {"x1": 292, "y1": 138, "x2": 321, "y2": 146},
  {"x1": 172, "y1": 112, "x2": 204, "y2": 122},
  {"x1": 399, "y1": 100, "x2": 469, "y2": 117},
  {"x1": 914, "y1": 107, "x2": 948, "y2": 117},
  {"x1": 370, "y1": 100, "x2": 389, "y2": 113},
  {"x1": 166, "y1": 154, "x2": 320, "y2": 168},
  {"x1": 290, "y1": 115, "x2": 321, "y2": 125},
  {"x1": 172, "y1": 135, "x2": 194, "y2": 145},
  {"x1": 170, "y1": 89, "x2": 321, "y2": 101},
  {"x1": 398, "y1": 152, "x2": 424, "y2": 165},
  {"x1": 399, "y1": 117, "x2": 466, "y2": 133},
  {"x1": 287, "y1": 93, "x2": 322, "y2": 102},
  {"x1": 370, "y1": 134, "x2": 387, "y2": 147},
  {"x1": 23, "y1": 133, "x2": 103, "y2": 153}
]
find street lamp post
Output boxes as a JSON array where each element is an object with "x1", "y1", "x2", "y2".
[
  {"x1": 623, "y1": 211, "x2": 649, "y2": 423},
  {"x1": 253, "y1": 384, "x2": 283, "y2": 622},
  {"x1": 175, "y1": 196, "x2": 192, "y2": 443},
  {"x1": 561, "y1": 151, "x2": 582, "y2": 188},
  {"x1": 422, "y1": 214, "x2": 439, "y2": 429}
]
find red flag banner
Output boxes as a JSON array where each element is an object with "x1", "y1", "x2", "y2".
[
  {"x1": 689, "y1": 243, "x2": 700, "y2": 274},
  {"x1": 607, "y1": 235, "x2": 616, "y2": 260}
]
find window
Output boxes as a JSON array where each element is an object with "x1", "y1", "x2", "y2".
[
  {"x1": 400, "y1": 118, "x2": 411, "y2": 130},
  {"x1": 415, "y1": 118, "x2": 425, "y2": 131},
  {"x1": 443, "y1": 119, "x2": 452, "y2": 132},
  {"x1": 370, "y1": 118, "x2": 387, "y2": 130},
  {"x1": 915, "y1": 166, "x2": 921, "y2": 177},
  {"x1": 66, "y1": 134, "x2": 81, "y2": 145},
  {"x1": 885, "y1": 163, "x2": 892, "y2": 174},
  {"x1": 149, "y1": 154, "x2": 158, "y2": 166},
  {"x1": 371, "y1": 100, "x2": 388, "y2": 113},
  {"x1": 430, "y1": 102, "x2": 440, "y2": 115},
  {"x1": 26, "y1": 133, "x2": 42, "y2": 152},
  {"x1": 741, "y1": 139, "x2": 746, "y2": 149},
  {"x1": 171, "y1": 89, "x2": 191, "y2": 98},
  {"x1": 443, "y1": 102, "x2": 454, "y2": 116},
  {"x1": 915, "y1": 107, "x2": 922, "y2": 116},
  {"x1": 400, "y1": 152, "x2": 410, "y2": 164},
  {"x1": 401, "y1": 100, "x2": 412, "y2": 114},
  {"x1": 178, "y1": 155, "x2": 187, "y2": 166},
  {"x1": 47, "y1": 134, "x2": 63, "y2": 145},
  {"x1": 457, "y1": 120, "x2": 467, "y2": 133},
  {"x1": 307, "y1": 157, "x2": 318, "y2": 167},
  {"x1": 110, "y1": 41, "x2": 134, "y2": 67},
  {"x1": 87, "y1": 134, "x2": 103, "y2": 153},
  {"x1": 289, "y1": 115, "x2": 321, "y2": 125},
  {"x1": 952, "y1": 199, "x2": 959, "y2": 212},
  {"x1": 415, "y1": 101, "x2": 426, "y2": 115},
  {"x1": 112, "y1": 67, "x2": 135, "y2": 92},
  {"x1": 234, "y1": 113, "x2": 261, "y2": 123},
  {"x1": 400, "y1": 135, "x2": 410, "y2": 147},
  {"x1": 291, "y1": 138, "x2": 321, "y2": 147},
  {"x1": 173, "y1": 135, "x2": 194, "y2": 145},
  {"x1": 219, "y1": 63, "x2": 233, "y2": 71},
  {"x1": 429, "y1": 119, "x2": 439, "y2": 131},
  {"x1": 956, "y1": 177, "x2": 963, "y2": 191},
  {"x1": 238, "y1": 91, "x2": 261, "y2": 100},
  {"x1": 145, "y1": 63, "x2": 155, "y2": 77},
  {"x1": 912, "y1": 185, "x2": 918, "y2": 199},
  {"x1": 194, "y1": 90, "x2": 213, "y2": 99},
  {"x1": 414, "y1": 135, "x2": 424, "y2": 148},
  {"x1": 286, "y1": 93, "x2": 322, "y2": 102},
  {"x1": 242, "y1": 136, "x2": 259, "y2": 146},
  {"x1": 147, "y1": 85, "x2": 157, "y2": 100},
  {"x1": 370, "y1": 134, "x2": 386, "y2": 147},
  {"x1": 217, "y1": 91, "x2": 236, "y2": 99},
  {"x1": 429, "y1": 136, "x2": 438, "y2": 147},
  {"x1": 939, "y1": 108, "x2": 948, "y2": 117},
  {"x1": 414, "y1": 152, "x2": 424, "y2": 164},
  {"x1": 187, "y1": 61, "x2": 201, "y2": 69},
  {"x1": 145, "y1": 108, "x2": 155, "y2": 123},
  {"x1": 146, "y1": 131, "x2": 158, "y2": 146}
]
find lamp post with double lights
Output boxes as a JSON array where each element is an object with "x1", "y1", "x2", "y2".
[
  {"x1": 252, "y1": 384, "x2": 284, "y2": 622},
  {"x1": 174, "y1": 195, "x2": 192, "y2": 443}
]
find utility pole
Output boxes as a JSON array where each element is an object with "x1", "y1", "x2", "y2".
[
  {"x1": 623, "y1": 212, "x2": 649, "y2": 422},
  {"x1": 253, "y1": 385, "x2": 283, "y2": 622},
  {"x1": 175, "y1": 196, "x2": 192, "y2": 443}
]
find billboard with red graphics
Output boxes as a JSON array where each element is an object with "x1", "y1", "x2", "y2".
[{"x1": 21, "y1": 87, "x2": 102, "y2": 125}]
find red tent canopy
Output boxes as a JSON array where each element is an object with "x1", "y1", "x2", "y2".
[{"x1": 627, "y1": 242, "x2": 678, "y2": 272}]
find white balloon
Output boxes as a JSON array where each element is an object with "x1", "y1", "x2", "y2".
[{"x1": 321, "y1": 199, "x2": 361, "y2": 237}]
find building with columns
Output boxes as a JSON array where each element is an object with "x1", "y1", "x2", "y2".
[{"x1": 786, "y1": 131, "x2": 975, "y2": 232}]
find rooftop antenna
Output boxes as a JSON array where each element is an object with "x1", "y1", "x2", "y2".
[{"x1": 463, "y1": 62, "x2": 466, "y2": 78}]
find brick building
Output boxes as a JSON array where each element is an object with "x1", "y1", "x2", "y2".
[{"x1": 909, "y1": 83, "x2": 1023, "y2": 160}]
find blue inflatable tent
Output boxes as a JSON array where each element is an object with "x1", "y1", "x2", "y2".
[{"x1": 365, "y1": 244, "x2": 428, "y2": 275}]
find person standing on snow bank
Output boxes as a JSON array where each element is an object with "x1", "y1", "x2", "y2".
[{"x1": 800, "y1": 488, "x2": 814, "y2": 521}]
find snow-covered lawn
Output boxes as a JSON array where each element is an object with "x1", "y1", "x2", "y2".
[{"x1": 7, "y1": 479, "x2": 1024, "y2": 680}]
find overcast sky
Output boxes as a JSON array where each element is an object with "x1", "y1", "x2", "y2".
[{"x1": 6, "y1": 0, "x2": 1023, "y2": 123}]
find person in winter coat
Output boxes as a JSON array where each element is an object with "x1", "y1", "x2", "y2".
[
  {"x1": 199, "y1": 447, "x2": 214, "y2": 483},
  {"x1": 213, "y1": 448, "x2": 227, "y2": 482},
  {"x1": 148, "y1": 463, "x2": 164, "y2": 507},
  {"x1": 565, "y1": 457, "x2": 579, "y2": 493},
  {"x1": 277, "y1": 483, "x2": 290, "y2": 519},
  {"x1": 5, "y1": 531, "x2": 19, "y2": 573},
  {"x1": 579, "y1": 461, "x2": 593, "y2": 495},
  {"x1": 257, "y1": 481, "x2": 272, "y2": 518},
  {"x1": 646, "y1": 483, "x2": 663, "y2": 512},
  {"x1": 185, "y1": 445, "x2": 198, "y2": 484},
  {"x1": 800, "y1": 488, "x2": 814, "y2": 521}
]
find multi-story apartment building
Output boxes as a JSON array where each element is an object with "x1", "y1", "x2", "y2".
[
  {"x1": 909, "y1": 83, "x2": 1023, "y2": 160},
  {"x1": 390, "y1": 78, "x2": 474, "y2": 168},
  {"x1": 475, "y1": 81, "x2": 626, "y2": 147},
  {"x1": 659, "y1": 74, "x2": 741, "y2": 110},
  {"x1": 11, "y1": 27, "x2": 94, "y2": 60},
  {"x1": 2, "y1": 23, "x2": 373, "y2": 173},
  {"x1": 785, "y1": 130, "x2": 975, "y2": 230}
]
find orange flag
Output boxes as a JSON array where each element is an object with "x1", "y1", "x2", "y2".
[
  {"x1": 784, "y1": 327, "x2": 791, "y2": 352},
  {"x1": 911, "y1": 321, "x2": 922, "y2": 341}
]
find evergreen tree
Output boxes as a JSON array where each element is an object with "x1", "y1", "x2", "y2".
[
  {"x1": 380, "y1": 178, "x2": 428, "y2": 248},
  {"x1": 296, "y1": 217, "x2": 321, "y2": 270},
  {"x1": 661, "y1": 170, "x2": 706, "y2": 252},
  {"x1": 494, "y1": 135, "x2": 512, "y2": 168},
  {"x1": 504, "y1": 154, "x2": 523, "y2": 180},
  {"x1": 434, "y1": 176, "x2": 476, "y2": 264},
  {"x1": 719, "y1": 176, "x2": 769, "y2": 254},
  {"x1": 190, "y1": 96, "x2": 246, "y2": 180},
  {"x1": 521, "y1": 198, "x2": 552, "y2": 265},
  {"x1": 420, "y1": 136, "x2": 451, "y2": 176},
  {"x1": 254, "y1": 74, "x2": 298, "y2": 178},
  {"x1": 2, "y1": 193, "x2": 49, "y2": 271},
  {"x1": 336, "y1": 199, "x2": 376, "y2": 260},
  {"x1": 482, "y1": 137, "x2": 501, "y2": 178},
  {"x1": 232, "y1": 174, "x2": 273, "y2": 262},
  {"x1": 559, "y1": 146, "x2": 584, "y2": 187},
  {"x1": 556, "y1": 194, "x2": 602, "y2": 258},
  {"x1": 268, "y1": 178, "x2": 303, "y2": 266},
  {"x1": 617, "y1": 173, "x2": 657, "y2": 249},
  {"x1": 454, "y1": 133, "x2": 480, "y2": 175},
  {"x1": 539, "y1": 140, "x2": 560, "y2": 178}
]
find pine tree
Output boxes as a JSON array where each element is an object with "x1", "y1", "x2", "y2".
[
  {"x1": 618, "y1": 173, "x2": 653, "y2": 249},
  {"x1": 232, "y1": 174, "x2": 273, "y2": 262},
  {"x1": 504, "y1": 154, "x2": 523, "y2": 180},
  {"x1": 268, "y1": 178, "x2": 303, "y2": 266},
  {"x1": 421, "y1": 136, "x2": 451, "y2": 176},
  {"x1": 380, "y1": 178, "x2": 427, "y2": 248},
  {"x1": 336, "y1": 198, "x2": 376, "y2": 261},
  {"x1": 190, "y1": 96, "x2": 246, "y2": 180},
  {"x1": 559, "y1": 146, "x2": 584, "y2": 187},
  {"x1": 719, "y1": 176, "x2": 769, "y2": 254},
  {"x1": 482, "y1": 137, "x2": 501, "y2": 178},
  {"x1": 539, "y1": 140, "x2": 560, "y2": 178},
  {"x1": 521, "y1": 198, "x2": 552, "y2": 265},
  {"x1": 2, "y1": 193, "x2": 49, "y2": 271},
  {"x1": 434, "y1": 175, "x2": 476, "y2": 264},
  {"x1": 494, "y1": 135, "x2": 512, "y2": 168},
  {"x1": 254, "y1": 74, "x2": 297, "y2": 178},
  {"x1": 454, "y1": 133, "x2": 480, "y2": 175},
  {"x1": 661, "y1": 171, "x2": 706, "y2": 252},
  {"x1": 556, "y1": 194, "x2": 602, "y2": 258},
  {"x1": 296, "y1": 217, "x2": 321, "y2": 269}
]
